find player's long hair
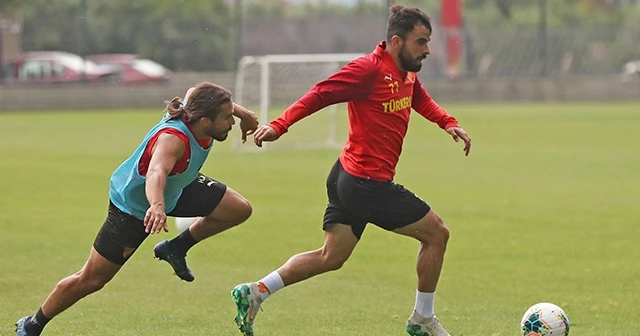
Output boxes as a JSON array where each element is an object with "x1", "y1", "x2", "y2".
[
  {"x1": 166, "y1": 82, "x2": 232, "y2": 124},
  {"x1": 386, "y1": 5, "x2": 432, "y2": 43}
]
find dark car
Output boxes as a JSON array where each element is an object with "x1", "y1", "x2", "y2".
[
  {"x1": 85, "y1": 54, "x2": 173, "y2": 84},
  {"x1": 2, "y1": 51, "x2": 119, "y2": 85}
]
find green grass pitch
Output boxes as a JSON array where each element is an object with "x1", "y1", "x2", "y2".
[{"x1": 1, "y1": 102, "x2": 638, "y2": 335}]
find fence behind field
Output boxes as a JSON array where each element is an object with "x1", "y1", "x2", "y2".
[
  {"x1": 459, "y1": 29, "x2": 640, "y2": 78},
  {"x1": 1, "y1": 73, "x2": 637, "y2": 112},
  {"x1": 240, "y1": 16, "x2": 640, "y2": 81}
]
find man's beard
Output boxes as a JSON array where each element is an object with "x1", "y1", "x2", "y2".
[
  {"x1": 210, "y1": 129, "x2": 230, "y2": 142},
  {"x1": 399, "y1": 45, "x2": 423, "y2": 72}
]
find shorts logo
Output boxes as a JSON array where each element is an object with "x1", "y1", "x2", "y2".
[{"x1": 197, "y1": 175, "x2": 217, "y2": 186}]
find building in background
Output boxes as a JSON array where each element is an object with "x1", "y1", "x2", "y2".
[
  {"x1": 0, "y1": 14, "x2": 22, "y2": 58},
  {"x1": 0, "y1": 14, "x2": 23, "y2": 83},
  {"x1": 244, "y1": 0, "x2": 380, "y2": 6}
]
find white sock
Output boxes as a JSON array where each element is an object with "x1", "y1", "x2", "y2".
[
  {"x1": 256, "y1": 271, "x2": 284, "y2": 301},
  {"x1": 414, "y1": 290, "x2": 435, "y2": 318}
]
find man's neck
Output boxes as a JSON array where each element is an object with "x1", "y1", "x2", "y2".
[{"x1": 387, "y1": 50, "x2": 407, "y2": 75}]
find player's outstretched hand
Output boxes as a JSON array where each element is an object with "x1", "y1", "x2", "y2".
[
  {"x1": 239, "y1": 112, "x2": 259, "y2": 144},
  {"x1": 446, "y1": 126, "x2": 471, "y2": 156},
  {"x1": 232, "y1": 103, "x2": 259, "y2": 143},
  {"x1": 253, "y1": 125, "x2": 280, "y2": 147},
  {"x1": 144, "y1": 204, "x2": 169, "y2": 234}
]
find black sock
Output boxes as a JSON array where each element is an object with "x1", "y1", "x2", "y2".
[
  {"x1": 24, "y1": 307, "x2": 50, "y2": 335},
  {"x1": 167, "y1": 228, "x2": 198, "y2": 256}
]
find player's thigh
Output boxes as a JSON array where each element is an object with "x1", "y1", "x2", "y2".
[
  {"x1": 93, "y1": 202, "x2": 149, "y2": 266},
  {"x1": 323, "y1": 159, "x2": 369, "y2": 239},
  {"x1": 205, "y1": 186, "x2": 252, "y2": 223},
  {"x1": 80, "y1": 247, "x2": 123, "y2": 284},
  {"x1": 393, "y1": 210, "x2": 449, "y2": 243},
  {"x1": 368, "y1": 182, "x2": 432, "y2": 233},
  {"x1": 334, "y1": 167, "x2": 382, "y2": 220},
  {"x1": 168, "y1": 173, "x2": 229, "y2": 218},
  {"x1": 322, "y1": 223, "x2": 360, "y2": 262}
]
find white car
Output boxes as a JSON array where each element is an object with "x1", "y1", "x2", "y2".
[{"x1": 622, "y1": 60, "x2": 640, "y2": 82}]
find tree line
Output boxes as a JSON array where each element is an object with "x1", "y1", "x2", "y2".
[{"x1": 1, "y1": 0, "x2": 638, "y2": 71}]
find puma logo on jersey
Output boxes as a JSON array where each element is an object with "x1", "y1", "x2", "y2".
[{"x1": 384, "y1": 74, "x2": 393, "y2": 81}]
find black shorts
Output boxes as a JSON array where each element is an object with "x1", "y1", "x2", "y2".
[
  {"x1": 93, "y1": 173, "x2": 227, "y2": 265},
  {"x1": 323, "y1": 160, "x2": 430, "y2": 239}
]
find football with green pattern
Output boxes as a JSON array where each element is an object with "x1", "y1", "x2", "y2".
[{"x1": 521, "y1": 302, "x2": 570, "y2": 336}]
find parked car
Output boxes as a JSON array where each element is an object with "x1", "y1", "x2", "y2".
[
  {"x1": 85, "y1": 54, "x2": 172, "y2": 84},
  {"x1": 2, "y1": 51, "x2": 120, "y2": 85}
]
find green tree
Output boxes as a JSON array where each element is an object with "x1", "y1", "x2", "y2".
[{"x1": 18, "y1": 0, "x2": 236, "y2": 71}]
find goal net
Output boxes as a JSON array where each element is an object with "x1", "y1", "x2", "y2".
[{"x1": 233, "y1": 53, "x2": 364, "y2": 151}]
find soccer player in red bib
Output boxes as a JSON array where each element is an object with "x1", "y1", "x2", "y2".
[{"x1": 232, "y1": 5, "x2": 471, "y2": 336}]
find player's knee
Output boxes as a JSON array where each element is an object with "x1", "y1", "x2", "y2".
[
  {"x1": 63, "y1": 272, "x2": 109, "y2": 294},
  {"x1": 232, "y1": 198, "x2": 252, "y2": 225},
  {"x1": 323, "y1": 252, "x2": 349, "y2": 271},
  {"x1": 437, "y1": 223, "x2": 450, "y2": 246},
  {"x1": 428, "y1": 214, "x2": 449, "y2": 241},
  {"x1": 325, "y1": 258, "x2": 345, "y2": 271},
  {"x1": 418, "y1": 217, "x2": 449, "y2": 247},
  {"x1": 83, "y1": 272, "x2": 113, "y2": 291},
  {"x1": 210, "y1": 195, "x2": 253, "y2": 226},
  {"x1": 85, "y1": 278, "x2": 107, "y2": 293}
]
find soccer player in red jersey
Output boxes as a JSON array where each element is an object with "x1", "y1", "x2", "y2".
[{"x1": 232, "y1": 5, "x2": 471, "y2": 336}]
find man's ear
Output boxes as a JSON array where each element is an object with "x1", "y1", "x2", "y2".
[{"x1": 390, "y1": 35, "x2": 403, "y2": 48}]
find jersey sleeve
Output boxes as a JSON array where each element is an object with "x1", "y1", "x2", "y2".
[
  {"x1": 411, "y1": 77, "x2": 459, "y2": 130},
  {"x1": 270, "y1": 57, "x2": 378, "y2": 135}
]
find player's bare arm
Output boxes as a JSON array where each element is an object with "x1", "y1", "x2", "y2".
[
  {"x1": 446, "y1": 126, "x2": 471, "y2": 156},
  {"x1": 232, "y1": 103, "x2": 259, "y2": 143},
  {"x1": 144, "y1": 133, "x2": 186, "y2": 234},
  {"x1": 253, "y1": 125, "x2": 279, "y2": 147}
]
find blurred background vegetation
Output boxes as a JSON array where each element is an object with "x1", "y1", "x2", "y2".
[{"x1": 1, "y1": 0, "x2": 639, "y2": 71}]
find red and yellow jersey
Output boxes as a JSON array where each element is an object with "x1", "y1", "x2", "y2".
[{"x1": 270, "y1": 41, "x2": 459, "y2": 181}]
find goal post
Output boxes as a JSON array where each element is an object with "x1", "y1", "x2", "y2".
[{"x1": 233, "y1": 53, "x2": 364, "y2": 150}]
